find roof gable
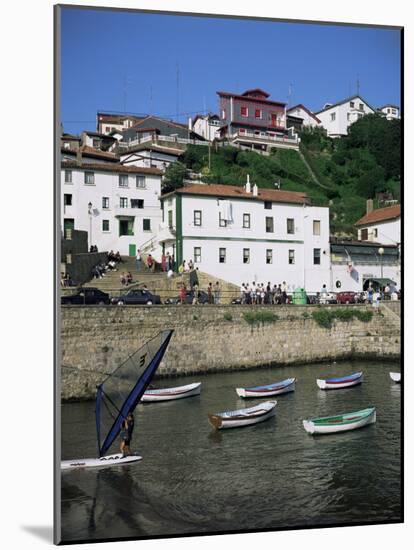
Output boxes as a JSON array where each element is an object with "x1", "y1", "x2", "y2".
[
  {"x1": 316, "y1": 95, "x2": 376, "y2": 115},
  {"x1": 355, "y1": 205, "x2": 401, "y2": 226}
]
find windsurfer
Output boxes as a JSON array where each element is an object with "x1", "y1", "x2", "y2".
[{"x1": 120, "y1": 412, "x2": 135, "y2": 457}]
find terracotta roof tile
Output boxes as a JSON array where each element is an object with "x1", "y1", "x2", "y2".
[
  {"x1": 167, "y1": 183, "x2": 310, "y2": 205},
  {"x1": 355, "y1": 205, "x2": 401, "y2": 226},
  {"x1": 61, "y1": 160, "x2": 162, "y2": 176}
]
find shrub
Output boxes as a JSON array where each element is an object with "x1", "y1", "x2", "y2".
[
  {"x1": 311, "y1": 308, "x2": 373, "y2": 328},
  {"x1": 243, "y1": 311, "x2": 279, "y2": 325},
  {"x1": 223, "y1": 312, "x2": 233, "y2": 322}
]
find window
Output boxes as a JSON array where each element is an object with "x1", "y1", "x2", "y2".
[
  {"x1": 243, "y1": 248, "x2": 250, "y2": 264},
  {"x1": 221, "y1": 109, "x2": 226, "y2": 119},
  {"x1": 350, "y1": 101, "x2": 355, "y2": 108},
  {"x1": 347, "y1": 113, "x2": 351, "y2": 121},
  {"x1": 84, "y1": 172, "x2": 94, "y2": 185},
  {"x1": 119, "y1": 219, "x2": 134, "y2": 236},
  {"x1": 219, "y1": 248, "x2": 226, "y2": 263},
  {"x1": 219, "y1": 213, "x2": 227, "y2": 227},
  {"x1": 194, "y1": 247, "x2": 201, "y2": 263},
  {"x1": 287, "y1": 218, "x2": 295, "y2": 234},
  {"x1": 136, "y1": 175, "x2": 146, "y2": 188},
  {"x1": 102, "y1": 197, "x2": 109, "y2": 209},
  {"x1": 105, "y1": 126, "x2": 111, "y2": 132},
  {"x1": 63, "y1": 194, "x2": 72, "y2": 206},
  {"x1": 239, "y1": 128, "x2": 246, "y2": 134},
  {"x1": 265, "y1": 217, "x2": 274, "y2": 233},
  {"x1": 64, "y1": 170, "x2": 72, "y2": 183},
  {"x1": 360, "y1": 228, "x2": 368, "y2": 240},
  {"x1": 194, "y1": 210, "x2": 202, "y2": 226},
  {"x1": 241, "y1": 106, "x2": 248, "y2": 117},
  {"x1": 255, "y1": 109, "x2": 262, "y2": 119},
  {"x1": 119, "y1": 174, "x2": 129, "y2": 187},
  {"x1": 63, "y1": 142, "x2": 70, "y2": 149},
  {"x1": 120, "y1": 197, "x2": 128, "y2": 208},
  {"x1": 313, "y1": 220, "x2": 321, "y2": 235},
  {"x1": 313, "y1": 248, "x2": 321, "y2": 265},
  {"x1": 131, "y1": 199, "x2": 144, "y2": 209},
  {"x1": 243, "y1": 213, "x2": 251, "y2": 228},
  {"x1": 264, "y1": 201, "x2": 272, "y2": 210},
  {"x1": 102, "y1": 220, "x2": 110, "y2": 232},
  {"x1": 330, "y1": 112, "x2": 336, "y2": 122},
  {"x1": 266, "y1": 249, "x2": 273, "y2": 264},
  {"x1": 359, "y1": 103, "x2": 364, "y2": 111},
  {"x1": 373, "y1": 228, "x2": 378, "y2": 238},
  {"x1": 392, "y1": 109, "x2": 397, "y2": 115},
  {"x1": 143, "y1": 219, "x2": 151, "y2": 231},
  {"x1": 288, "y1": 250, "x2": 295, "y2": 265},
  {"x1": 168, "y1": 210, "x2": 173, "y2": 228},
  {"x1": 92, "y1": 138, "x2": 101, "y2": 148}
]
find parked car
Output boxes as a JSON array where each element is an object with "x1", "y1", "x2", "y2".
[
  {"x1": 111, "y1": 288, "x2": 161, "y2": 305},
  {"x1": 319, "y1": 292, "x2": 337, "y2": 305},
  {"x1": 165, "y1": 290, "x2": 210, "y2": 305},
  {"x1": 61, "y1": 287, "x2": 110, "y2": 305},
  {"x1": 336, "y1": 291, "x2": 358, "y2": 304}
]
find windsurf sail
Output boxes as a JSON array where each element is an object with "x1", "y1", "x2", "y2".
[{"x1": 96, "y1": 329, "x2": 174, "y2": 457}]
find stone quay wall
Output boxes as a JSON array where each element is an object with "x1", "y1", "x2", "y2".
[{"x1": 60, "y1": 304, "x2": 400, "y2": 401}]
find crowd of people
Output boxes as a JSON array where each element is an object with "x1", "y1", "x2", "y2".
[
  {"x1": 91, "y1": 250, "x2": 124, "y2": 279},
  {"x1": 240, "y1": 281, "x2": 289, "y2": 305}
]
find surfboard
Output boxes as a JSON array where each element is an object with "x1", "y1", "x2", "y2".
[{"x1": 61, "y1": 453, "x2": 143, "y2": 471}]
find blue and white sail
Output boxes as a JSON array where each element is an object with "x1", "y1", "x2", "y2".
[{"x1": 96, "y1": 330, "x2": 174, "y2": 457}]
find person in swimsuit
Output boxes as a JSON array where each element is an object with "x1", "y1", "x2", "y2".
[{"x1": 120, "y1": 412, "x2": 135, "y2": 457}]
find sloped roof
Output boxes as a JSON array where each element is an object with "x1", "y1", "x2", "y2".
[
  {"x1": 315, "y1": 95, "x2": 377, "y2": 115},
  {"x1": 61, "y1": 160, "x2": 162, "y2": 175},
  {"x1": 355, "y1": 205, "x2": 401, "y2": 226},
  {"x1": 217, "y1": 90, "x2": 286, "y2": 107},
  {"x1": 287, "y1": 104, "x2": 321, "y2": 124},
  {"x1": 163, "y1": 183, "x2": 310, "y2": 205}
]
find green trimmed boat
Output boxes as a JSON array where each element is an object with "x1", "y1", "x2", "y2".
[{"x1": 303, "y1": 407, "x2": 376, "y2": 435}]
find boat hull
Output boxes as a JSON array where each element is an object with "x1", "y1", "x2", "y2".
[
  {"x1": 236, "y1": 378, "x2": 296, "y2": 398},
  {"x1": 390, "y1": 372, "x2": 401, "y2": 383},
  {"x1": 208, "y1": 400, "x2": 277, "y2": 429},
  {"x1": 61, "y1": 453, "x2": 143, "y2": 470},
  {"x1": 317, "y1": 372, "x2": 363, "y2": 390},
  {"x1": 141, "y1": 382, "x2": 201, "y2": 402},
  {"x1": 303, "y1": 408, "x2": 376, "y2": 435}
]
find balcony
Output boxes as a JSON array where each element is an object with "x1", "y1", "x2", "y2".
[
  {"x1": 157, "y1": 222, "x2": 176, "y2": 243},
  {"x1": 230, "y1": 129, "x2": 299, "y2": 149}
]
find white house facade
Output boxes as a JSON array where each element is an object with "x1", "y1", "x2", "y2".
[
  {"x1": 315, "y1": 95, "x2": 376, "y2": 138},
  {"x1": 120, "y1": 145, "x2": 183, "y2": 171},
  {"x1": 355, "y1": 204, "x2": 401, "y2": 246},
  {"x1": 192, "y1": 114, "x2": 221, "y2": 141},
  {"x1": 379, "y1": 105, "x2": 400, "y2": 121},
  {"x1": 61, "y1": 160, "x2": 163, "y2": 256},
  {"x1": 287, "y1": 104, "x2": 321, "y2": 128},
  {"x1": 159, "y1": 182, "x2": 331, "y2": 292}
]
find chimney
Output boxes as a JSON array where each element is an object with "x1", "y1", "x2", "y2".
[
  {"x1": 252, "y1": 183, "x2": 258, "y2": 196},
  {"x1": 76, "y1": 147, "x2": 82, "y2": 167},
  {"x1": 245, "y1": 174, "x2": 251, "y2": 193},
  {"x1": 366, "y1": 199, "x2": 374, "y2": 214}
]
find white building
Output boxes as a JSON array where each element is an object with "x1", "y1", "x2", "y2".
[
  {"x1": 378, "y1": 104, "x2": 400, "y2": 121},
  {"x1": 120, "y1": 144, "x2": 183, "y2": 171},
  {"x1": 287, "y1": 104, "x2": 321, "y2": 128},
  {"x1": 192, "y1": 114, "x2": 221, "y2": 141},
  {"x1": 61, "y1": 160, "x2": 163, "y2": 256},
  {"x1": 355, "y1": 203, "x2": 401, "y2": 246},
  {"x1": 159, "y1": 180, "x2": 331, "y2": 292},
  {"x1": 315, "y1": 95, "x2": 376, "y2": 138}
]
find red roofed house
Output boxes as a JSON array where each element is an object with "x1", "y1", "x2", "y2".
[
  {"x1": 355, "y1": 200, "x2": 401, "y2": 245},
  {"x1": 158, "y1": 176, "x2": 330, "y2": 291},
  {"x1": 217, "y1": 88, "x2": 299, "y2": 151}
]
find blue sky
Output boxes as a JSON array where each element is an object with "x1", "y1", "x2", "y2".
[{"x1": 60, "y1": 7, "x2": 401, "y2": 134}]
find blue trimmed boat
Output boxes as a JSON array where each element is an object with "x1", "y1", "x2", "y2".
[
  {"x1": 208, "y1": 400, "x2": 277, "y2": 430},
  {"x1": 316, "y1": 371, "x2": 363, "y2": 390},
  {"x1": 303, "y1": 407, "x2": 376, "y2": 435},
  {"x1": 236, "y1": 377, "x2": 296, "y2": 398}
]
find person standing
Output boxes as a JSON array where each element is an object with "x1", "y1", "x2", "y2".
[
  {"x1": 136, "y1": 249, "x2": 141, "y2": 272},
  {"x1": 214, "y1": 281, "x2": 221, "y2": 305},
  {"x1": 207, "y1": 282, "x2": 213, "y2": 304},
  {"x1": 161, "y1": 253, "x2": 167, "y2": 272}
]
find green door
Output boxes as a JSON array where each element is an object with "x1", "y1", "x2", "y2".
[{"x1": 129, "y1": 244, "x2": 136, "y2": 257}]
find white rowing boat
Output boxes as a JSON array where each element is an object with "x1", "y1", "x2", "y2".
[
  {"x1": 389, "y1": 372, "x2": 401, "y2": 383},
  {"x1": 303, "y1": 407, "x2": 376, "y2": 435},
  {"x1": 208, "y1": 400, "x2": 277, "y2": 429},
  {"x1": 316, "y1": 371, "x2": 363, "y2": 390},
  {"x1": 236, "y1": 377, "x2": 296, "y2": 398},
  {"x1": 141, "y1": 382, "x2": 201, "y2": 402}
]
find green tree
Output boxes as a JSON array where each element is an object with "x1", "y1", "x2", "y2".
[{"x1": 162, "y1": 161, "x2": 187, "y2": 193}]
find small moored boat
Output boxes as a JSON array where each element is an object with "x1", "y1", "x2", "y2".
[
  {"x1": 390, "y1": 372, "x2": 401, "y2": 383},
  {"x1": 316, "y1": 371, "x2": 363, "y2": 390},
  {"x1": 303, "y1": 407, "x2": 376, "y2": 435},
  {"x1": 208, "y1": 400, "x2": 277, "y2": 430},
  {"x1": 236, "y1": 377, "x2": 296, "y2": 398},
  {"x1": 141, "y1": 382, "x2": 201, "y2": 402}
]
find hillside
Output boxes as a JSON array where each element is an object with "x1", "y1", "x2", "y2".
[{"x1": 163, "y1": 114, "x2": 401, "y2": 237}]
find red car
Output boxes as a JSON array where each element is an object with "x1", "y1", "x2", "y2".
[{"x1": 336, "y1": 291, "x2": 357, "y2": 304}]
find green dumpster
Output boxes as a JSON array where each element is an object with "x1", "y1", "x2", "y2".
[{"x1": 292, "y1": 288, "x2": 307, "y2": 305}]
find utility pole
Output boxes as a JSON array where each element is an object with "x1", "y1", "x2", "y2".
[{"x1": 176, "y1": 63, "x2": 180, "y2": 122}]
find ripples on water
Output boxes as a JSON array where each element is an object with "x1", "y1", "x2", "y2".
[{"x1": 60, "y1": 360, "x2": 401, "y2": 542}]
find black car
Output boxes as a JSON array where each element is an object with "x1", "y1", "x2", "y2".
[
  {"x1": 112, "y1": 288, "x2": 161, "y2": 305},
  {"x1": 61, "y1": 287, "x2": 110, "y2": 305},
  {"x1": 165, "y1": 290, "x2": 210, "y2": 305}
]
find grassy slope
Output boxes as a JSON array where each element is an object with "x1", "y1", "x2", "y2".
[{"x1": 179, "y1": 133, "x2": 399, "y2": 237}]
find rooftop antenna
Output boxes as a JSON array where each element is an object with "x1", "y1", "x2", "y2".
[
  {"x1": 149, "y1": 85, "x2": 153, "y2": 115},
  {"x1": 176, "y1": 62, "x2": 180, "y2": 122},
  {"x1": 356, "y1": 75, "x2": 360, "y2": 96},
  {"x1": 287, "y1": 83, "x2": 293, "y2": 106}
]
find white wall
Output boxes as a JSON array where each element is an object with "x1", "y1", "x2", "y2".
[
  {"x1": 331, "y1": 262, "x2": 400, "y2": 291},
  {"x1": 61, "y1": 167, "x2": 162, "y2": 256},
  {"x1": 317, "y1": 97, "x2": 375, "y2": 137},
  {"x1": 357, "y1": 218, "x2": 400, "y2": 245},
  {"x1": 121, "y1": 150, "x2": 180, "y2": 170},
  {"x1": 288, "y1": 107, "x2": 320, "y2": 127},
  {"x1": 178, "y1": 195, "x2": 330, "y2": 292}
]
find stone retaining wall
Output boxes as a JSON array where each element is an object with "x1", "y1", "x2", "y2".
[{"x1": 60, "y1": 304, "x2": 400, "y2": 401}]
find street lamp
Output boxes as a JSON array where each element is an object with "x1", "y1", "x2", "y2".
[
  {"x1": 378, "y1": 247, "x2": 384, "y2": 280},
  {"x1": 88, "y1": 202, "x2": 93, "y2": 249}
]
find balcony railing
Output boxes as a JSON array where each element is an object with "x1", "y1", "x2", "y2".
[
  {"x1": 119, "y1": 135, "x2": 208, "y2": 149},
  {"x1": 231, "y1": 130, "x2": 299, "y2": 144}
]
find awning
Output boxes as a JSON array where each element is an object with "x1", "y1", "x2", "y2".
[{"x1": 365, "y1": 278, "x2": 396, "y2": 285}]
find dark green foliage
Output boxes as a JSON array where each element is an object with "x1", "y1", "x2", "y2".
[
  {"x1": 163, "y1": 161, "x2": 187, "y2": 193},
  {"x1": 223, "y1": 312, "x2": 233, "y2": 321},
  {"x1": 311, "y1": 308, "x2": 373, "y2": 328},
  {"x1": 243, "y1": 311, "x2": 279, "y2": 325},
  {"x1": 355, "y1": 166, "x2": 386, "y2": 198}
]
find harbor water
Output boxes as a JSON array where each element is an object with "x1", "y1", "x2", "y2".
[{"x1": 60, "y1": 359, "x2": 401, "y2": 543}]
